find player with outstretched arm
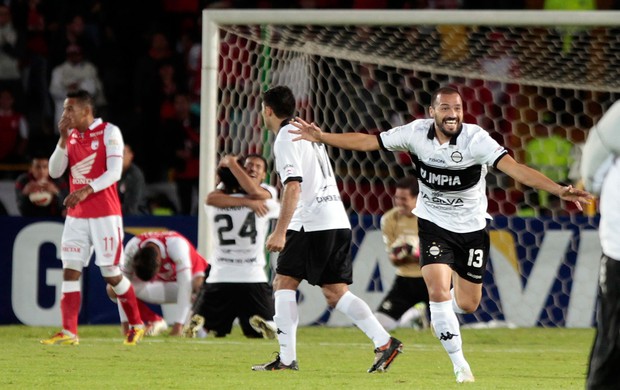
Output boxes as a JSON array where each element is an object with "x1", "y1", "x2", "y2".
[{"x1": 290, "y1": 86, "x2": 591, "y2": 383}]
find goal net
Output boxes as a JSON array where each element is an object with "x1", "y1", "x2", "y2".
[{"x1": 199, "y1": 10, "x2": 620, "y2": 328}]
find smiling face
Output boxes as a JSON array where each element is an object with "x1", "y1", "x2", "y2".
[
  {"x1": 393, "y1": 187, "x2": 417, "y2": 216},
  {"x1": 244, "y1": 156, "x2": 267, "y2": 184},
  {"x1": 428, "y1": 91, "x2": 463, "y2": 139}
]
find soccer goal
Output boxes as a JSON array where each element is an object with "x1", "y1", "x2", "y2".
[{"x1": 199, "y1": 9, "x2": 620, "y2": 327}]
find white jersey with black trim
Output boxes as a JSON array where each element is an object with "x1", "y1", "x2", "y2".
[
  {"x1": 274, "y1": 123, "x2": 350, "y2": 231},
  {"x1": 379, "y1": 118, "x2": 508, "y2": 233},
  {"x1": 206, "y1": 183, "x2": 280, "y2": 283},
  {"x1": 598, "y1": 157, "x2": 620, "y2": 260}
]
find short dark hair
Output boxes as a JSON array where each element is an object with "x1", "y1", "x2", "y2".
[
  {"x1": 245, "y1": 153, "x2": 268, "y2": 170},
  {"x1": 66, "y1": 89, "x2": 94, "y2": 109},
  {"x1": 396, "y1": 176, "x2": 419, "y2": 197},
  {"x1": 430, "y1": 86, "x2": 462, "y2": 108},
  {"x1": 263, "y1": 86, "x2": 296, "y2": 118},
  {"x1": 217, "y1": 156, "x2": 245, "y2": 194},
  {"x1": 133, "y1": 245, "x2": 159, "y2": 281}
]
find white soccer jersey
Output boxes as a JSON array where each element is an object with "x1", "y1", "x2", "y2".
[
  {"x1": 598, "y1": 157, "x2": 620, "y2": 260},
  {"x1": 274, "y1": 123, "x2": 350, "y2": 231},
  {"x1": 379, "y1": 119, "x2": 507, "y2": 233},
  {"x1": 206, "y1": 184, "x2": 280, "y2": 283}
]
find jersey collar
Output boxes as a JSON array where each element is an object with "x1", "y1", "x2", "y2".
[{"x1": 87, "y1": 118, "x2": 103, "y2": 132}]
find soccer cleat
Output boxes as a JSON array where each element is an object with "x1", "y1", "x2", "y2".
[
  {"x1": 368, "y1": 337, "x2": 403, "y2": 373},
  {"x1": 183, "y1": 314, "x2": 205, "y2": 338},
  {"x1": 145, "y1": 319, "x2": 168, "y2": 337},
  {"x1": 455, "y1": 367, "x2": 475, "y2": 383},
  {"x1": 252, "y1": 353, "x2": 299, "y2": 371},
  {"x1": 249, "y1": 315, "x2": 277, "y2": 339},
  {"x1": 123, "y1": 327, "x2": 145, "y2": 346},
  {"x1": 40, "y1": 331, "x2": 79, "y2": 345},
  {"x1": 413, "y1": 302, "x2": 430, "y2": 330}
]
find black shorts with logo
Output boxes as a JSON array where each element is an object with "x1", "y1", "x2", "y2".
[
  {"x1": 192, "y1": 282, "x2": 274, "y2": 338},
  {"x1": 417, "y1": 218, "x2": 489, "y2": 284},
  {"x1": 377, "y1": 275, "x2": 429, "y2": 320},
  {"x1": 276, "y1": 228, "x2": 353, "y2": 286}
]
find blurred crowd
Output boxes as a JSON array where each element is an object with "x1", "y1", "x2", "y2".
[{"x1": 1, "y1": 0, "x2": 619, "y2": 217}]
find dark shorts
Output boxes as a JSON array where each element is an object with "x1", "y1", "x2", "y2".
[
  {"x1": 587, "y1": 255, "x2": 620, "y2": 390},
  {"x1": 377, "y1": 275, "x2": 429, "y2": 320},
  {"x1": 417, "y1": 218, "x2": 489, "y2": 284},
  {"x1": 192, "y1": 282, "x2": 274, "y2": 338},
  {"x1": 276, "y1": 228, "x2": 353, "y2": 286}
]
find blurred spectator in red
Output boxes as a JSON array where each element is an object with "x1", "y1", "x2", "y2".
[
  {"x1": 0, "y1": 88, "x2": 28, "y2": 164},
  {"x1": 165, "y1": 93, "x2": 199, "y2": 215},
  {"x1": 15, "y1": 154, "x2": 68, "y2": 217},
  {"x1": 49, "y1": 44, "x2": 106, "y2": 133}
]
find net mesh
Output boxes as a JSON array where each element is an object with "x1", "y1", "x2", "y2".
[{"x1": 211, "y1": 20, "x2": 617, "y2": 326}]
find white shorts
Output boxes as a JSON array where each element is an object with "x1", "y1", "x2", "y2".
[{"x1": 61, "y1": 216, "x2": 124, "y2": 268}]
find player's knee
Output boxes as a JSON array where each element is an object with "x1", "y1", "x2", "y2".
[
  {"x1": 99, "y1": 265, "x2": 122, "y2": 278},
  {"x1": 457, "y1": 298, "x2": 479, "y2": 313},
  {"x1": 106, "y1": 284, "x2": 117, "y2": 302},
  {"x1": 62, "y1": 260, "x2": 83, "y2": 280},
  {"x1": 322, "y1": 286, "x2": 347, "y2": 307}
]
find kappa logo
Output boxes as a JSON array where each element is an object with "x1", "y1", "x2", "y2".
[
  {"x1": 439, "y1": 332, "x2": 458, "y2": 341},
  {"x1": 70, "y1": 153, "x2": 96, "y2": 179}
]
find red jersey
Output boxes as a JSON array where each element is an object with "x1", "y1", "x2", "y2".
[
  {"x1": 124, "y1": 231, "x2": 208, "y2": 282},
  {"x1": 66, "y1": 120, "x2": 123, "y2": 218}
]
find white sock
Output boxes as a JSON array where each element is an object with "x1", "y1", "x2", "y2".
[
  {"x1": 335, "y1": 291, "x2": 390, "y2": 348},
  {"x1": 450, "y1": 288, "x2": 466, "y2": 314},
  {"x1": 429, "y1": 300, "x2": 469, "y2": 371},
  {"x1": 273, "y1": 289, "x2": 298, "y2": 365}
]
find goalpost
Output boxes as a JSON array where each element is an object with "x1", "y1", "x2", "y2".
[{"x1": 199, "y1": 9, "x2": 620, "y2": 327}]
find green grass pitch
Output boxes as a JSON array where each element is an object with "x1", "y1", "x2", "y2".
[{"x1": 1, "y1": 325, "x2": 593, "y2": 389}]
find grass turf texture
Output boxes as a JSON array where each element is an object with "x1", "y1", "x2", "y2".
[{"x1": 2, "y1": 325, "x2": 593, "y2": 389}]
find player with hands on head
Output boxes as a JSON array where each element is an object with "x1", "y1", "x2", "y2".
[
  {"x1": 186, "y1": 154, "x2": 279, "y2": 339},
  {"x1": 290, "y1": 86, "x2": 592, "y2": 383},
  {"x1": 252, "y1": 85, "x2": 403, "y2": 374},
  {"x1": 41, "y1": 90, "x2": 145, "y2": 346}
]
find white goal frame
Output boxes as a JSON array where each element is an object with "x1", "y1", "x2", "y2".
[{"x1": 198, "y1": 8, "x2": 620, "y2": 258}]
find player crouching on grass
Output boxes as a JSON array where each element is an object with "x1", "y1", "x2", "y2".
[{"x1": 107, "y1": 231, "x2": 208, "y2": 337}]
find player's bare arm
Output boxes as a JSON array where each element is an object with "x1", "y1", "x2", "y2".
[
  {"x1": 496, "y1": 154, "x2": 593, "y2": 211},
  {"x1": 266, "y1": 181, "x2": 300, "y2": 252},
  {"x1": 64, "y1": 184, "x2": 94, "y2": 208},
  {"x1": 206, "y1": 191, "x2": 269, "y2": 217},
  {"x1": 289, "y1": 117, "x2": 380, "y2": 151},
  {"x1": 220, "y1": 155, "x2": 271, "y2": 200}
]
